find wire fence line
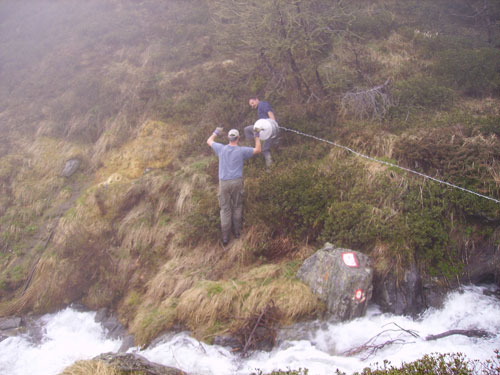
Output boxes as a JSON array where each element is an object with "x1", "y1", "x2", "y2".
[{"x1": 278, "y1": 126, "x2": 500, "y2": 205}]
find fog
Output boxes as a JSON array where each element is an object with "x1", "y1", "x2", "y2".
[{"x1": 0, "y1": 0, "x2": 203, "y2": 141}]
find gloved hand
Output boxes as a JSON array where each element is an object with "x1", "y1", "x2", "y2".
[
  {"x1": 213, "y1": 127, "x2": 223, "y2": 136},
  {"x1": 253, "y1": 126, "x2": 261, "y2": 138}
]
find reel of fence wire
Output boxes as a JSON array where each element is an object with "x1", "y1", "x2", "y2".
[{"x1": 254, "y1": 119, "x2": 279, "y2": 141}]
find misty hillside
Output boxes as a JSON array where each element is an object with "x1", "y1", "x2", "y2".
[{"x1": 1, "y1": 0, "x2": 499, "y2": 347}]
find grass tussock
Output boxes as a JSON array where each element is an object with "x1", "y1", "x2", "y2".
[
  {"x1": 0, "y1": 256, "x2": 77, "y2": 315},
  {"x1": 60, "y1": 360, "x2": 118, "y2": 375},
  {"x1": 95, "y1": 120, "x2": 187, "y2": 183},
  {"x1": 130, "y1": 300, "x2": 177, "y2": 346},
  {"x1": 129, "y1": 257, "x2": 322, "y2": 345}
]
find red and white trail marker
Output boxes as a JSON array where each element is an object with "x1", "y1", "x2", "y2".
[{"x1": 341, "y1": 252, "x2": 359, "y2": 268}]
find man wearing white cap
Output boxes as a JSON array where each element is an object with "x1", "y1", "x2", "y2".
[{"x1": 207, "y1": 127, "x2": 261, "y2": 246}]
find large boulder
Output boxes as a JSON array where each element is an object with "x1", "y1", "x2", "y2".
[
  {"x1": 60, "y1": 158, "x2": 81, "y2": 177},
  {"x1": 297, "y1": 243, "x2": 373, "y2": 321}
]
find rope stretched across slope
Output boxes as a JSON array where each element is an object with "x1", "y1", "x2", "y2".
[{"x1": 279, "y1": 126, "x2": 500, "y2": 205}]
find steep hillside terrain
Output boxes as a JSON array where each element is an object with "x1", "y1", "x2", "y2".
[{"x1": 0, "y1": 0, "x2": 499, "y2": 346}]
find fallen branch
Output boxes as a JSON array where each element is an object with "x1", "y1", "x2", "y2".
[
  {"x1": 343, "y1": 323, "x2": 493, "y2": 360},
  {"x1": 425, "y1": 329, "x2": 491, "y2": 341},
  {"x1": 242, "y1": 306, "x2": 269, "y2": 355},
  {"x1": 234, "y1": 301, "x2": 281, "y2": 357},
  {"x1": 342, "y1": 322, "x2": 419, "y2": 360}
]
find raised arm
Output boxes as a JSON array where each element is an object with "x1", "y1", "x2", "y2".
[
  {"x1": 207, "y1": 127, "x2": 223, "y2": 147},
  {"x1": 207, "y1": 132, "x2": 217, "y2": 147}
]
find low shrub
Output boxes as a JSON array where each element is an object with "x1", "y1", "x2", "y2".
[
  {"x1": 319, "y1": 201, "x2": 400, "y2": 251},
  {"x1": 478, "y1": 116, "x2": 500, "y2": 137},
  {"x1": 434, "y1": 47, "x2": 500, "y2": 97},
  {"x1": 251, "y1": 163, "x2": 338, "y2": 242},
  {"x1": 401, "y1": 184, "x2": 458, "y2": 277},
  {"x1": 350, "y1": 9, "x2": 395, "y2": 39},
  {"x1": 256, "y1": 350, "x2": 500, "y2": 375},
  {"x1": 394, "y1": 76, "x2": 456, "y2": 110},
  {"x1": 180, "y1": 189, "x2": 220, "y2": 246},
  {"x1": 353, "y1": 351, "x2": 497, "y2": 375},
  {"x1": 393, "y1": 126, "x2": 500, "y2": 195}
]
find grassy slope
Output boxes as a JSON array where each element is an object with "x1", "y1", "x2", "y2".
[{"x1": 0, "y1": 0, "x2": 499, "y2": 347}]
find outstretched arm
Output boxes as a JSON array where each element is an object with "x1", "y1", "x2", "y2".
[{"x1": 267, "y1": 111, "x2": 276, "y2": 121}]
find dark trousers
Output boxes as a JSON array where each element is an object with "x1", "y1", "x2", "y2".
[{"x1": 218, "y1": 178, "x2": 244, "y2": 242}]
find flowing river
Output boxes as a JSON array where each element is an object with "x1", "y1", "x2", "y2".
[{"x1": 1, "y1": 284, "x2": 499, "y2": 375}]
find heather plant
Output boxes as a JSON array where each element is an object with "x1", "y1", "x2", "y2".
[
  {"x1": 434, "y1": 48, "x2": 500, "y2": 97},
  {"x1": 349, "y1": 9, "x2": 395, "y2": 39},
  {"x1": 394, "y1": 76, "x2": 456, "y2": 110}
]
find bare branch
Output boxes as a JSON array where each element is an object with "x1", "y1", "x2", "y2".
[
  {"x1": 340, "y1": 79, "x2": 393, "y2": 120},
  {"x1": 425, "y1": 329, "x2": 491, "y2": 341}
]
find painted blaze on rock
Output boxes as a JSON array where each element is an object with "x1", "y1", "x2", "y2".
[{"x1": 297, "y1": 243, "x2": 373, "y2": 321}]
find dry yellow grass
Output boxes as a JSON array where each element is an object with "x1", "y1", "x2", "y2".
[
  {"x1": 459, "y1": 97, "x2": 500, "y2": 116},
  {"x1": 95, "y1": 120, "x2": 186, "y2": 183},
  {"x1": 1, "y1": 256, "x2": 71, "y2": 316},
  {"x1": 131, "y1": 255, "x2": 322, "y2": 342},
  {"x1": 374, "y1": 32, "x2": 413, "y2": 73},
  {"x1": 60, "y1": 360, "x2": 118, "y2": 375}
]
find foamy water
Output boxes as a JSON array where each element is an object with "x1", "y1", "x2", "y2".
[
  {"x1": 0, "y1": 308, "x2": 121, "y2": 375},
  {"x1": 1, "y1": 285, "x2": 499, "y2": 375}
]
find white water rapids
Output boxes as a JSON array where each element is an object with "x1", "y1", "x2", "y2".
[{"x1": 0, "y1": 285, "x2": 499, "y2": 375}]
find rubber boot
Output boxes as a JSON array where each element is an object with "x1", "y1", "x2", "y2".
[{"x1": 264, "y1": 152, "x2": 273, "y2": 168}]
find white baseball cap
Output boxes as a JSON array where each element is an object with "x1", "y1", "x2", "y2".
[{"x1": 228, "y1": 129, "x2": 239, "y2": 139}]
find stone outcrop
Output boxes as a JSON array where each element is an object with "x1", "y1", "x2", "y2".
[
  {"x1": 372, "y1": 262, "x2": 427, "y2": 315},
  {"x1": 94, "y1": 307, "x2": 135, "y2": 352},
  {"x1": 0, "y1": 316, "x2": 23, "y2": 342},
  {"x1": 297, "y1": 243, "x2": 373, "y2": 321},
  {"x1": 94, "y1": 353, "x2": 185, "y2": 375},
  {"x1": 0, "y1": 316, "x2": 22, "y2": 330},
  {"x1": 60, "y1": 158, "x2": 81, "y2": 177},
  {"x1": 462, "y1": 244, "x2": 500, "y2": 285}
]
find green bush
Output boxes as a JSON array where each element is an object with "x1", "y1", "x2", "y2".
[
  {"x1": 256, "y1": 350, "x2": 500, "y2": 375},
  {"x1": 434, "y1": 48, "x2": 500, "y2": 96},
  {"x1": 320, "y1": 201, "x2": 381, "y2": 249},
  {"x1": 252, "y1": 163, "x2": 338, "y2": 241},
  {"x1": 402, "y1": 185, "x2": 456, "y2": 277},
  {"x1": 350, "y1": 10, "x2": 395, "y2": 39},
  {"x1": 393, "y1": 127, "x2": 500, "y2": 195},
  {"x1": 478, "y1": 116, "x2": 500, "y2": 137},
  {"x1": 181, "y1": 189, "x2": 220, "y2": 246},
  {"x1": 354, "y1": 352, "x2": 477, "y2": 375},
  {"x1": 394, "y1": 76, "x2": 456, "y2": 110}
]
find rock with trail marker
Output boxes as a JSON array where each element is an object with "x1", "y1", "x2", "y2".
[{"x1": 297, "y1": 243, "x2": 373, "y2": 321}]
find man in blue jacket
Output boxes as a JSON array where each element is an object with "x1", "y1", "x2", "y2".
[
  {"x1": 245, "y1": 97, "x2": 279, "y2": 167},
  {"x1": 207, "y1": 127, "x2": 261, "y2": 246}
]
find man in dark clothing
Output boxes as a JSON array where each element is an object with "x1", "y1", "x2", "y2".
[
  {"x1": 244, "y1": 97, "x2": 279, "y2": 167},
  {"x1": 207, "y1": 127, "x2": 261, "y2": 246}
]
